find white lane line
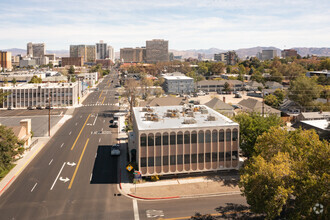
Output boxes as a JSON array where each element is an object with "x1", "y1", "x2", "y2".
[
  {"x1": 103, "y1": 119, "x2": 105, "y2": 123},
  {"x1": 80, "y1": 115, "x2": 82, "y2": 118},
  {"x1": 101, "y1": 128, "x2": 103, "y2": 131},
  {"x1": 50, "y1": 162, "x2": 66, "y2": 190},
  {"x1": 99, "y1": 138, "x2": 101, "y2": 143},
  {"x1": 95, "y1": 153, "x2": 97, "y2": 158},
  {"x1": 69, "y1": 131, "x2": 72, "y2": 135},
  {"x1": 49, "y1": 159, "x2": 53, "y2": 165},
  {"x1": 93, "y1": 113, "x2": 98, "y2": 126},
  {"x1": 31, "y1": 183, "x2": 38, "y2": 192},
  {"x1": 75, "y1": 122, "x2": 78, "y2": 126},
  {"x1": 90, "y1": 173, "x2": 93, "y2": 181},
  {"x1": 60, "y1": 143, "x2": 64, "y2": 148},
  {"x1": 133, "y1": 199, "x2": 140, "y2": 220}
]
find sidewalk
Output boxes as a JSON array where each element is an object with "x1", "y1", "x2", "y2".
[
  {"x1": 0, "y1": 111, "x2": 73, "y2": 197},
  {"x1": 119, "y1": 170, "x2": 241, "y2": 200}
]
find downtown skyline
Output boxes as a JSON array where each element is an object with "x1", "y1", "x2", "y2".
[{"x1": 1, "y1": 0, "x2": 329, "y2": 51}]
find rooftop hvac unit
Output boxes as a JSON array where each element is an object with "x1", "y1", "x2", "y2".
[
  {"x1": 207, "y1": 115, "x2": 216, "y2": 121},
  {"x1": 201, "y1": 109, "x2": 208, "y2": 114},
  {"x1": 187, "y1": 111, "x2": 194, "y2": 117},
  {"x1": 183, "y1": 118, "x2": 197, "y2": 124}
]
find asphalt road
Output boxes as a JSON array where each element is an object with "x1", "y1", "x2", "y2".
[{"x1": 0, "y1": 71, "x2": 247, "y2": 220}]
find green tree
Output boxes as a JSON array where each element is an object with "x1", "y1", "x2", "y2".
[
  {"x1": 197, "y1": 63, "x2": 208, "y2": 75},
  {"x1": 269, "y1": 69, "x2": 283, "y2": 83},
  {"x1": 68, "y1": 65, "x2": 75, "y2": 74},
  {"x1": 274, "y1": 88, "x2": 286, "y2": 103},
  {"x1": 240, "y1": 127, "x2": 329, "y2": 219},
  {"x1": 70, "y1": 76, "x2": 76, "y2": 83},
  {"x1": 289, "y1": 76, "x2": 320, "y2": 110},
  {"x1": 3, "y1": 78, "x2": 8, "y2": 84},
  {"x1": 29, "y1": 75, "x2": 42, "y2": 83},
  {"x1": 224, "y1": 82, "x2": 231, "y2": 93},
  {"x1": 186, "y1": 71, "x2": 205, "y2": 82},
  {"x1": 0, "y1": 125, "x2": 24, "y2": 176},
  {"x1": 226, "y1": 65, "x2": 232, "y2": 73},
  {"x1": 210, "y1": 62, "x2": 225, "y2": 74},
  {"x1": 250, "y1": 71, "x2": 264, "y2": 83},
  {"x1": 319, "y1": 58, "x2": 330, "y2": 70},
  {"x1": 12, "y1": 78, "x2": 17, "y2": 85},
  {"x1": 233, "y1": 113, "x2": 283, "y2": 157},
  {"x1": 264, "y1": 94, "x2": 280, "y2": 108}
]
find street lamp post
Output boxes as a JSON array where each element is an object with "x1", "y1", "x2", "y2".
[{"x1": 48, "y1": 93, "x2": 51, "y2": 137}]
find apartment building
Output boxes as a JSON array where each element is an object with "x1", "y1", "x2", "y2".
[
  {"x1": 120, "y1": 47, "x2": 145, "y2": 63},
  {"x1": 96, "y1": 40, "x2": 107, "y2": 60},
  {"x1": 27, "y1": 42, "x2": 45, "y2": 58},
  {"x1": 0, "y1": 51, "x2": 12, "y2": 70},
  {"x1": 196, "y1": 80, "x2": 244, "y2": 92},
  {"x1": 214, "y1": 51, "x2": 238, "y2": 65},
  {"x1": 281, "y1": 49, "x2": 298, "y2": 58},
  {"x1": 163, "y1": 74, "x2": 195, "y2": 94},
  {"x1": 61, "y1": 57, "x2": 84, "y2": 67},
  {"x1": 146, "y1": 39, "x2": 169, "y2": 63},
  {"x1": 131, "y1": 105, "x2": 240, "y2": 176},
  {"x1": 0, "y1": 82, "x2": 79, "y2": 109}
]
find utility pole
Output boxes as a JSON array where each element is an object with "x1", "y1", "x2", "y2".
[
  {"x1": 48, "y1": 93, "x2": 51, "y2": 137},
  {"x1": 262, "y1": 90, "x2": 265, "y2": 117}
]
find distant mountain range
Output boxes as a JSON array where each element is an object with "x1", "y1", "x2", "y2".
[{"x1": 4, "y1": 47, "x2": 330, "y2": 59}]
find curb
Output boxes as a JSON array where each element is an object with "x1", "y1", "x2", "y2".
[{"x1": 127, "y1": 193, "x2": 180, "y2": 200}]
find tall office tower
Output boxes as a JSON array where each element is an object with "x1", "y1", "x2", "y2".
[
  {"x1": 96, "y1": 40, "x2": 107, "y2": 59},
  {"x1": 146, "y1": 39, "x2": 169, "y2": 63},
  {"x1": 86, "y1": 45, "x2": 96, "y2": 62},
  {"x1": 106, "y1": 45, "x2": 115, "y2": 62},
  {"x1": 261, "y1": 50, "x2": 277, "y2": 60},
  {"x1": 32, "y1": 43, "x2": 46, "y2": 58},
  {"x1": 120, "y1": 47, "x2": 145, "y2": 63},
  {"x1": 27, "y1": 42, "x2": 33, "y2": 57},
  {"x1": 70, "y1": 45, "x2": 87, "y2": 62},
  {"x1": 226, "y1": 51, "x2": 238, "y2": 65},
  {"x1": 0, "y1": 51, "x2": 12, "y2": 70}
]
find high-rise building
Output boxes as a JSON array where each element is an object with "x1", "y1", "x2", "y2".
[
  {"x1": 146, "y1": 39, "x2": 169, "y2": 63},
  {"x1": 0, "y1": 51, "x2": 12, "y2": 70},
  {"x1": 281, "y1": 49, "x2": 298, "y2": 58},
  {"x1": 258, "y1": 50, "x2": 277, "y2": 60},
  {"x1": 106, "y1": 45, "x2": 115, "y2": 62},
  {"x1": 96, "y1": 40, "x2": 107, "y2": 60},
  {"x1": 62, "y1": 57, "x2": 84, "y2": 67},
  {"x1": 70, "y1": 45, "x2": 87, "y2": 62},
  {"x1": 86, "y1": 45, "x2": 96, "y2": 62},
  {"x1": 120, "y1": 47, "x2": 145, "y2": 63},
  {"x1": 26, "y1": 42, "x2": 45, "y2": 58},
  {"x1": 27, "y1": 42, "x2": 33, "y2": 57},
  {"x1": 214, "y1": 51, "x2": 238, "y2": 65}
]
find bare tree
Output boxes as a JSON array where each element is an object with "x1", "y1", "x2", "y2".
[{"x1": 124, "y1": 78, "x2": 140, "y2": 122}]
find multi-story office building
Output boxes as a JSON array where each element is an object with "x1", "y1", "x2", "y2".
[
  {"x1": 196, "y1": 80, "x2": 244, "y2": 92},
  {"x1": 131, "y1": 105, "x2": 240, "y2": 176},
  {"x1": 258, "y1": 50, "x2": 278, "y2": 60},
  {"x1": 19, "y1": 58, "x2": 37, "y2": 68},
  {"x1": 107, "y1": 45, "x2": 115, "y2": 62},
  {"x1": 0, "y1": 82, "x2": 80, "y2": 109},
  {"x1": 281, "y1": 49, "x2": 298, "y2": 58},
  {"x1": 96, "y1": 40, "x2": 107, "y2": 60},
  {"x1": 44, "y1": 54, "x2": 56, "y2": 62},
  {"x1": 163, "y1": 74, "x2": 195, "y2": 94},
  {"x1": 146, "y1": 39, "x2": 169, "y2": 63},
  {"x1": 214, "y1": 51, "x2": 238, "y2": 65},
  {"x1": 70, "y1": 45, "x2": 87, "y2": 62},
  {"x1": 61, "y1": 57, "x2": 84, "y2": 67},
  {"x1": 120, "y1": 47, "x2": 145, "y2": 63},
  {"x1": 0, "y1": 51, "x2": 12, "y2": 70},
  {"x1": 26, "y1": 42, "x2": 45, "y2": 58},
  {"x1": 86, "y1": 45, "x2": 96, "y2": 62}
]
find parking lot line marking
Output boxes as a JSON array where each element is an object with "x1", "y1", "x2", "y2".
[
  {"x1": 71, "y1": 114, "x2": 91, "y2": 151},
  {"x1": 31, "y1": 183, "x2": 37, "y2": 192},
  {"x1": 68, "y1": 138, "x2": 89, "y2": 189},
  {"x1": 49, "y1": 159, "x2": 53, "y2": 165},
  {"x1": 50, "y1": 162, "x2": 66, "y2": 190},
  {"x1": 133, "y1": 199, "x2": 140, "y2": 220},
  {"x1": 60, "y1": 143, "x2": 64, "y2": 148}
]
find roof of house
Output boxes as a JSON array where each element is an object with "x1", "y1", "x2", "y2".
[
  {"x1": 265, "y1": 81, "x2": 283, "y2": 88},
  {"x1": 300, "y1": 120, "x2": 330, "y2": 130},
  {"x1": 238, "y1": 98, "x2": 281, "y2": 114},
  {"x1": 7, "y1": 126, "x2": 28, "y2": 141},
  {"x1": 299, "y1": 112, "x2": 330, "y2": 120},
  {"x1": 197, "y1": 79, "x2": 243, "y2": 86},
  {"x1": 280, "y1": 99, "x2": 302, "y2": 109},
  {"x1": 246, "y1": 81, "x2": 263, "y2": 87},
  {"x1": 204, "y1": 98, "x2": 234, "y2": 111}
]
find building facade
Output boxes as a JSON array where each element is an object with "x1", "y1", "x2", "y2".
[
  {"x1": 120, "y1": 47, "x2": 145, "y2": 63},
  {"x1": 70, "y1": 45, "x2": 87, "y2": 62},
  {"x1": 61, "y1": 57, "x2": 84, "y2": 67},
  {"x1": 0, "y1": 51, "x2": 12, "y2": 70},
  {"x1": 0, "y1": 82, "x2": 79, "y2": 109},
  {"x1": 196, "y1": 80, "x2": 244, "y2": 92},
  {"x1": 260, "y1": 50, "x2": 277, "y2": 60},
  {"x1": 86, "y1": 45, "x2": 96, "y2": 62},
  {"x1": 27, "y1": 43, "x2": 45, "y2": 58},
  {"x1": 214, "y1": 51, "x2": 238, "y2": 65},
  {"x1": 163, "y1": 74, "x2": 195, "y2": 94},
  {"x1": 281, "y1": 49, "x2": 298, "y2": 58},
  {"x1": 146, "y1": 39, "x2": 169, "y2": 63},
  {"x1": 27, "y1": 42, "x2": 33, "y2": 57},
  {"x1": 96, "y1": 40, "x2": 107, "y2": 60},
  {"x1": 132, "y1": 105, "x2": 240, "y2": 176},
  {"x1": 107, "y1": 45, "x2": 115, "y2": 62}
]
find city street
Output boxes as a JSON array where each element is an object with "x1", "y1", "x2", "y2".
[{"x1": 0, "y1": 71, "x2": 247, "y2": 220}]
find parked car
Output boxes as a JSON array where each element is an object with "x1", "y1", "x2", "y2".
[
  {"x1": 7, "y1": 106, "x2": 13, "y2": 110},
  {"x1": 110, "y1": 145, "x2": 120, "y2": 156},
  {"x1": 36, "y1": 106, "x2": 44, "y2": 110},
  {"x1": 197, "y1": 91, "x2": 206, "y2": 96},
  {"x1": 109, "y1": 119, "x2": 114, "y2": 124},
  {"x1": 45, "y1": 106, "x2": 54, "y2": 109},
  {"x1": 27, "y1": 106, "x2": 35, "y2": 110},
  {"x1": 234, "y1": 92, "x2": 242, "y2": 98}
]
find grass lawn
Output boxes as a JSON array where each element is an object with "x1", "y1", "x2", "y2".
[{"x1": 0, "y1": 164, "x2": 16, "y2": 181}]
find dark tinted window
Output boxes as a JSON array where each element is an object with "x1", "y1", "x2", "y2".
[
  {"x1": 156, "y1": 134, "x2": 161, "y2": 146},
  {"x1": 163, "y1": 156, "x2": 168, "y2": 165},
  {"x1": 191, "y1": 154, "x2": 197, "y2": 163},
  {"x1": 177, "y1": 155, "x2": 183, "y2": 165},
  {"x1": 205, "y1": 153, "x2": 211, "y2": 162},
  {"x1": 219, "y1": 130, "x2": 224, "y2": 142},
  {"x1": 148, "y1": 157, "x2": 154, "y2": 166},
  {"x1": 163, "y1": 133, "x2": 168, "y2": 146},
  {"x1": 170, "y1": 133, "x2": 176, "y2": 145},
  {"x1": 170, "y1": 155, "x2": 176, "y2": 165},
  {"x1": 177, "y1": 133, "x2": 183, "y2": 144},
  {"x1": 141, "y1": 157, "x2": 146, "y2": 167},
  {"x1": 140, "y1": 135, "x2": 146, "y2": 147},
  {"x1": 191, "y1": 132, "x2": 197, "y2": 143},
  {"x1": 184, "y1": 132, "x2": 190, "y2": 144},
  {"x1": 184, "y1": 154, "x2": 190, "y2": 164},
  {"x1": 198, "y1": 153, "x2": 204, "y2": 163}
]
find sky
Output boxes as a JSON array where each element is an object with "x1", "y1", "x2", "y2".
[{"x1": 0, "y1": 0, "x2": 329, "y2": 51}]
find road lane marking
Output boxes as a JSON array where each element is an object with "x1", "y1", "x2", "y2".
[
  {"x1": 98, "y1": 91, "x2": 103, "y2": 99},
  {"x1": 75, "y1": 122, "x2": 77, "y2": 126},
  {"x1": 133, "y1": 199, "x2": 140, "y2": 220},
  {"x1": 95, "y1": 153, "x2": 97, "y2": 158},
  {"x1": 99, "y1": 138, "x2": 101, "y2": 143},
  {"x1": 103, "y1": 119, "x2": 105, "y2": 123},
  {"x1": 49, "y1": 159, "x2": 53, "y2": 165},
  {"x1": 15, "y1": 144, "x2": 45, "y2": 176},
  {"x1": 69, "y1": 131, "x2": 72, "y2": 135},
  {"x1": 60, "y1": 143, "x2": 64, "y2": 148},
  {"x1": 71, "y1": 114, "x2": 91, "y2": 150},
  {"x1": 90, "y1": 173, "x2": 93, "y2": 181},
  {"x1": 50, "y1": 162, "x2": 66, "y2": 190},
  {"x1": 93, "y1": 113, "x2": 98, "y2": 126},
  {"x1": 80, "y1": 115, "x2": 82, "y2": 118},
  {"x1": 68, "y1": 138, "x2": 89, "y2": 189},
  {"x1": 101, "y1": 96, "x2": 106, "y2": 104},
  {"x1": 31, "y1": 183, "x2": 37, "y2": 192}
]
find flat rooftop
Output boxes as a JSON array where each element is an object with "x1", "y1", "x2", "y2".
[
  {"x1": 0, "y1": 82, "x2": 77, "y2": 89},
  {"x1": 133, "y1": 105, "x2": 238, "y2": 131},
  {"x1": 163, "y1": 75, "x2": 193, "y2": 80}
]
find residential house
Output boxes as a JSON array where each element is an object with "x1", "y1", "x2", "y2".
[
  {"x1": 265, "y1": 81, "x2": 283, "y2": 89},
  {"x1": 205, "y1": 97, "x2": 235, "y2": 117},
  {"x1": 238, "y1": 98, "x2": 281, "y2": 116},
  {"x1": 296, "y1": 112, "x2": 330, "y2": 122},
  {"x1": 196, "y1": 80, "x2": 243, "y2": 92},
  {"x1": 245, "y1": 81, "x2": 263, "y2": 91}
]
